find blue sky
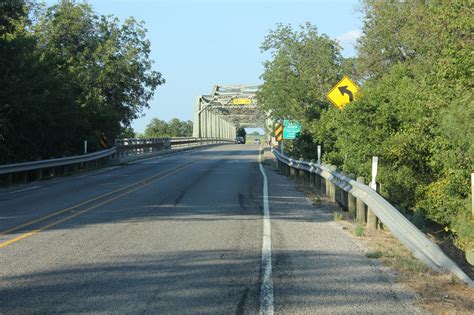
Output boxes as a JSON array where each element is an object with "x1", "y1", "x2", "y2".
[{"x1": 43, "y1": 0, "x2": 363, "y2": 133}]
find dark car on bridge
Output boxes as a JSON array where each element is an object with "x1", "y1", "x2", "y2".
[{"x1": 235, "y1": 136, "x2": 245, "y2": 144}]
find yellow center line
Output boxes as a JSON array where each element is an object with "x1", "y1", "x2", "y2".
[{"x1": 0, "y1": 160, "x2": 197, "y2": 249}]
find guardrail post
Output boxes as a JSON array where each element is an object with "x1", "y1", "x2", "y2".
[
  {"x1": 367, "y1": 183, "x2": 380, "y2": 230},
  {"x1": 309, "y1": 160, "x2": 315, "y2": 188},
  {"x1": 356, "y1": 177, "x2": 366, "y2": 223},
  {"x1": 347, "y1": 173, "x2": 356, "y2": 217},
  {"x1": 298, "y1": 158, "x2": 305, "y2": 183},
  {"x1": 326, "y1": 165, "x2": 336, "y2": 202},
  {"x1": 340, "y1": 171, "x2": 348, "y2": 210},
  {"x1": 6, "y1": 174, "x2": 13, "y2": 185},
  {"x1": 319, "y1": 174, "x2": 325, "y2": 195},
  {"x1": 367, "y1": 157, "x2": 380, "y2": 230},
  {"x1": 290, "y1": 159, "x2": 296, "y2": 178}
]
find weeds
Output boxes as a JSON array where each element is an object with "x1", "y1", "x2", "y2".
[
  {"x1": 355, "y1": 225, "x2": 365, "y2": 237},
  {"x1": 334, "y1": 212, "x2": 343, "y2": 221},
  {"x1": 365, "y1": 251, "x2": 383, "y2": 259}
]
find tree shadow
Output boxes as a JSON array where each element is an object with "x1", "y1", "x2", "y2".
[{"x1": 0, "y1": 249, "x2": 410, "y2": 314}]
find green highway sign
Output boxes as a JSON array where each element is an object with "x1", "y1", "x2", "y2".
[{"x1": 283, "y1": 120, "x2": 301, "y2": 139}]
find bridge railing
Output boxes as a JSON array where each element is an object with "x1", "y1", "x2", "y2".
[
  {"x1": 0, "y1": 137, "x2": 232, "y2": 186},
  {"x1": 271, "y1": 148, "x2": 473, "y2": 287},
  {"x1": 114, "y1": 137, "x2": 232, "y2": 161},
  {"x1": 0, "y1": 148, "x2": 117, "y2": 185}
]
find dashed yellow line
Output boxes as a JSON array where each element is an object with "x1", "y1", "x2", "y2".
[{"x1": 0, "y1": 160, "x2": 197, "y2": 249}]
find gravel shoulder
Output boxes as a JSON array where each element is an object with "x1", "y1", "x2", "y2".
[{"x1": 263, "y1": 157, "x2": 425, "y2": 314}]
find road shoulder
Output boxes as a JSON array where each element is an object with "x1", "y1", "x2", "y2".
[{"x1": 262, "y1": 155, "x2": 424, "y2": 314}]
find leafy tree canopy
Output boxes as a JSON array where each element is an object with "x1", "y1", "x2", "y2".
[
  {"x1": 145, "y1": 118, "x2": 193, "y2": 138},
  {"x1": 0, "y1": 0, "x2": 164, "y2": 163}
]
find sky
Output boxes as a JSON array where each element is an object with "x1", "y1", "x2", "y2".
[{"x1": 43, "y1": 0, "x2": 363, "y2": 133}]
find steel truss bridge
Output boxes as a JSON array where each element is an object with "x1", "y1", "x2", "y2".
[{"x1": 192, "y1": 84, "x2": 272, "y2": 139}]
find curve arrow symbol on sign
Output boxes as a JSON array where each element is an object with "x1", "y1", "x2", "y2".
[{"x1": 338, "y1": 85, "x2": 354, "y2": 102}]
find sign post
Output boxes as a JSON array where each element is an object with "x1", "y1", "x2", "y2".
[
  {"x1": 370, "y1": 156, "x2": 378, "y2": 190},
  {"x1": 317, "y1": 145, "x2": 321, "y2": 165},
  {"x1": 84, "y1": 140, "x2": 88, "y2": 155}
]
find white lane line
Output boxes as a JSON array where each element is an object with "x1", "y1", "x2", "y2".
[{"x1": 259, "y1": 162, "x2": 274, "y2": 315}]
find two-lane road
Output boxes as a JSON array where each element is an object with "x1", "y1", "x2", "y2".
[{"x1": 0, "y1": 144, "x2": 421, "y2": 314}]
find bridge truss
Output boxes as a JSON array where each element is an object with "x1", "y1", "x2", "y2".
[{"x1": 193, "y1": 84, "x2": 271, "y2": 139}]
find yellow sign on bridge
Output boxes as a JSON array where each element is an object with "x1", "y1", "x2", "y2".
[{"x1": 232, "y1": 98, "x2": 252, "y2": 105}]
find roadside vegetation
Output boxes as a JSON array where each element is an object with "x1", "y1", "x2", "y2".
[
  {"x1": 0, "y1": 0, "x2": 163, "y2": 163},
  {"x1": 143, "y1": 118, "x2": 193, "y2": 138},
  {"x1": 257, "y1": 1, "x2": 473, "y2": 255}
]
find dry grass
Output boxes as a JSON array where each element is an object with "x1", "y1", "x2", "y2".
[
  {"x1": 292, "y1": 178, "x2": 474, "y2": 315},
  {"x1": 360, "y1": 228, "x2": 474, "y2": 314}
]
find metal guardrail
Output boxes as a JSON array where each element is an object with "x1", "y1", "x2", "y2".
[
  {"x1": 0, "y1": 148, "x2": 117, "y2": 175},
  {"x1": 272, "y1": 148, "x2": 473, "y2": 287},
  {"x1": 0, "y1": 137, "x2": 233, "y2": 185},
  {"x1": 115, "y1": 137, "x2": 232, "y2": 160}
]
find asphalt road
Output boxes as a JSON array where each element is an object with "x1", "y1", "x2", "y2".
[{"x1": 0, "y1": 144, "x2": 422, "y2": 314}]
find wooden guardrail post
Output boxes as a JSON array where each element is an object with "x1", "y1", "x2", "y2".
[
  {"x1": 21, "y1": 171, "x2": 27, "y2": 183},
  {"x1": 340, "y1": 171, "x2": 348, "y2": 210},
  {"x1": 309, "y1": 159, "x2": 315, "y2": 188},
  {"x1": 320, "y1": 174, "x2": 325, "y2": 195},
  {"x1": 367, "y1": 184, "x2": 379, "y2": 230},
  {"x1": 326, "y1": 165, "x2": 336, "y2": 202},
  {"x1": 347, "y1": 173, "x2": 356, "y2": 217},
  {"x1": 298, "y1": 158, "x2": 305, "y2": 182},
  {"x1": 356, "y1": 176, "x2": 366, "y2": 223},
  {"x1": 290, "y1": 159, "x2": 296, "y2": 178},
  {"x1": 367, "y1": 156, "x2": 380, "y2": 230}
]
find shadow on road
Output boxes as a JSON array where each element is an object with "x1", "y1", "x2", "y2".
[{"x1": 0, "y1": 249, "x2": 401, "y2": 314}]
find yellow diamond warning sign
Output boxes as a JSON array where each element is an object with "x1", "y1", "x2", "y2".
[{"x1": 326, "y1": 76, "x2": 360, "y2": 110}]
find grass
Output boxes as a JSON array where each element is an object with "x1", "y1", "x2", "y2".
[
  {"x1": 334, "y1": 212, "x2": 343, "y2": 221},
  {"x1": 365, "y1": 251, "x2": 384, "y2": 259},
  {"x1": 355, "y1": 225, "x2": 365, "y2": 237},
  {"x1": 352, "y1": 228, "x2": 473, "y2": 313}
]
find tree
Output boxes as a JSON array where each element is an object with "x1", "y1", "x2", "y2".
[
  {"x1": 257, "y1": 22, "x2": 350, "y2": 158},
  {"x1": 0, "y1": 0, "x2": 164, "y2": 163},
  {"x1": 0, "y1": 0, "x2": 82, "y2": 163},
  {"x1": 335, "y1": 0, "x2": 473, "y2": 250},
  {"x1": 34, "y1": 0, "x2": 164, "y2": 149},
  {"x1": 258, "y1": 3, "x2": 473, "y2": 250},
  {"x1": 257, "y1": 23, "x2": 346, "y2": 121},
  {"x1": 145, "y1": 118, "x2": 193, "y2": 138}
]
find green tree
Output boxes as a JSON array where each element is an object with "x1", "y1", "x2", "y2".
[
  {"x1": 144, "y1": 118, "x2": 192, "y2": 138},
  {"x1": 257, "y1": 22, "x2": 350, "y2": 158},
  {"x1": 337, "y1": 0, "x2": 473, "y2": 249},
  {"x1": 168, "y1": 118, "x2": 193, "y2": 137},
  {"x1": 0, "y1": 0, "x2": 82, "y2": 163},
  {"x1": 0, "y1": 0, "x2": 164, "y2": 163},
  {"x1": 34, "y1": 0, "x2": 164, "y2": 150}
]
